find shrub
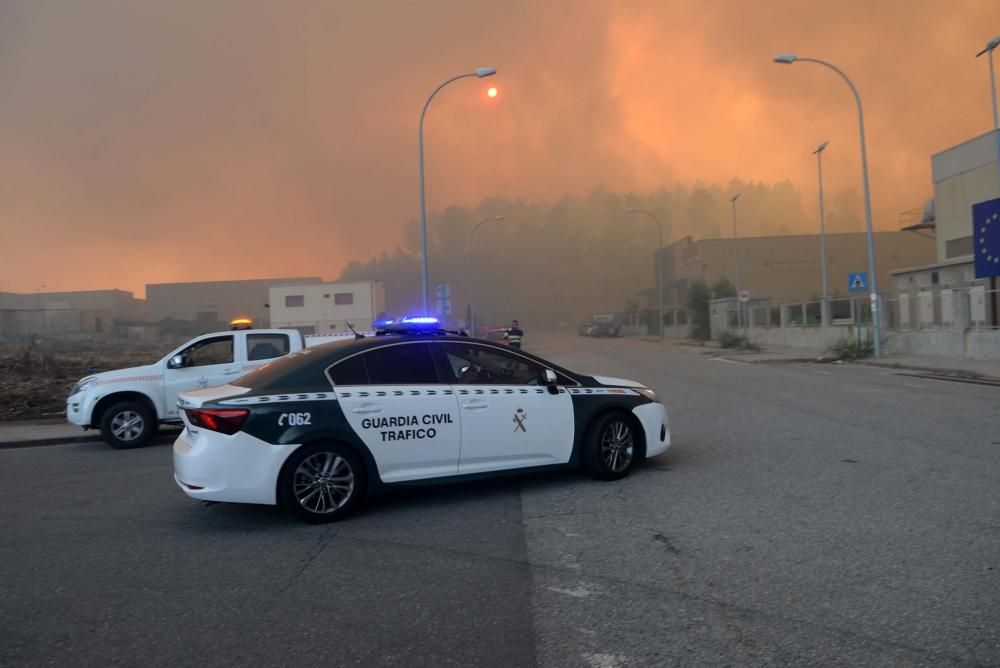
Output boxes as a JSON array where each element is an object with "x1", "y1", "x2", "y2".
[
  {"x1": 827, "y1": 336, "x2": 874, "y2": 360},
  {"x1": 686, "y1": 280, "x2": 711, "y2": 341},
  {"x1": 717, "y1": 331, "x2": 759, "y2": 350}
]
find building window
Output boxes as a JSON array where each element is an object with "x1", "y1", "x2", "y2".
[
  {"x1": 285, "y1": 295, "x2": 304, "y2": 308},
  {"x1": 334, "y1": 293, "x2": 354, "y2": 305},
  {"x1": 945, "y1": 236, "x2": 973, "y2": 259},
  {"x1": 931, "y1": 272, "x2": 939, "y2": 285}
]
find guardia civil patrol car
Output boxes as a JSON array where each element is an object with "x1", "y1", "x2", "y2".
[{"x1": 173, "y1": 317, "x2": 670, "y2": 523}]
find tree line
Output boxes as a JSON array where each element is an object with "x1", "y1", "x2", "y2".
[{"x1": 339, "y1": 181, "x2": 864, "y2": 328}]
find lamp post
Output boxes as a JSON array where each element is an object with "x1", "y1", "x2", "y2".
[
  {"x1": 814, "y1": 141, "x2": 830, "y2": 311},
  {"x1": 729, "y1": 194, "x2": 744, "y2": 331},
  {"x1": 977, "y1": 36, "x2": 1000, "y2": 194},
  {"x1": 418, "y1": 67, "x2": 497, "y2": 313},
  {"x1": 976, "y1": 36, "x2": 1000, "y2": 328},
  {"x1": 625, "y1": 208, "x2": 665, "y2": 339},
  {"x1": 774, "y1": 53, "x2": 881, "y2": 358},
  {"x1": 467, "y1": 215, "x2": 504, "y2": 334}
]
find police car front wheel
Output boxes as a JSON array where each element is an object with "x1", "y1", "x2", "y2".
[
  {"x1": 583, "y1": 412, "x2": 638, "y2": 481},
  {"x1": 278, "y1": 442, "x2": 366, "y2": 523}
]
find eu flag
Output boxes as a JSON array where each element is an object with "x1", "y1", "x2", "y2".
[{"x1": 973, "y1": 197, "x2": 1000, "y2": 279}]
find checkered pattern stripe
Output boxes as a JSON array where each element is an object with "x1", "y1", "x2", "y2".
[
  {"x1": 216, "y1": 385, "x2": 633, "y2": 405},
  {"x1": 567, "y1": 387, "x2": 638, "y2": 396},
  {"x1": 95, "y1": 375, "x2": 163, "y2": 386},
  {"x1": 221, "y1": 392, "x2": 335, "y2": 405}
]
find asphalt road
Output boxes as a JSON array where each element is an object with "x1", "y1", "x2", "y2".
[{"x1": 1, "y1": 334, "x2": 998, "y2": 667}]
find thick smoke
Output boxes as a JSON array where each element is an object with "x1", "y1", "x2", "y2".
[{"x1": 0, "y1": 0, "x2": 996, "y2": 295}]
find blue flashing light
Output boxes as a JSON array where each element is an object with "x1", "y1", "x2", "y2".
[
  {"x1": 373, "y1": 318, "x2": 395, "y2": 329},
  {"x1": 400, "y1": 316, "x2": 439, "y2": 325},
  {"x1": 374, "y1": 314, "x2": 445, "y2": 336}
]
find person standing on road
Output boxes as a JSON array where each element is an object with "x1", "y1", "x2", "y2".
[{"x1": 504, "y1": 320, "x2": 524, "y2": 349}]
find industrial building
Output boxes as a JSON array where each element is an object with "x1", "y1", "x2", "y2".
[
  {"x1": 145, "y1": 277, "x2": 320, "y2": 327},
  {"x1": 0, "y1": 289, "x2": 144, "y2": 338},
  {"x1": 652, "y1": 231, "x2": 936, "y2": 312},
  {"x1": 891, "y1": 130, "x2": 999, "y2": 328},
  {"x1": 268, "y1": 281, "x2": 386, "y2": 335}
]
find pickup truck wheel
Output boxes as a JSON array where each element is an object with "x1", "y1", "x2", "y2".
[{"x1": 100, "y1": 401, "x2": 157, "y2": 449}]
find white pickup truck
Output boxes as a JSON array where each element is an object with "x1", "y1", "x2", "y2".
[{"x1": 66, "y1": 328, "x2": 353, "y2": 448}]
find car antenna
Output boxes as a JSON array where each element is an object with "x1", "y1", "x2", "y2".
[{"x1": 346, "y1": 322, "x2": 365, "y2": 340}]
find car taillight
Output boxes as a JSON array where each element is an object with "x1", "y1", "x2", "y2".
[{"x1": 185, "y1": 408, "x2": 249, "y2": 435}]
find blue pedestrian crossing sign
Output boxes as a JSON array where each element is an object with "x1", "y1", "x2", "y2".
[
  {"x1": 973, "y1": 197, "x2": 1000, "y2": 279},
  {"x1": 848, "y1": 272, "x2": 868, "y2": 292}
]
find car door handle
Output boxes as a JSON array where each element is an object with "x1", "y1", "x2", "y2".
[
  {"x1": 222, "y1": 369, "x2": 242, "y2": 375},
  {"x1": 462, "y1": 400, "x2": 489, "y2": 410},
  {"x1": 351, "y1": 403, "x2": 383, "y2": 414}
]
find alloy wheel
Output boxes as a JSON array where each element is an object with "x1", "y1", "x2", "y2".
[
  {"x1": 293, "y1": 452, "x2": 355, "y2": 514},
  {"x1": 110, "y1": 410, "x2": 144, "y2": 442},
  {"x1": 601, "y1": 420, "x2": 634, "y2": 473}
]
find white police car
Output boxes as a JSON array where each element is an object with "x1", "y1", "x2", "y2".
[{"x1": 173, "y1": 317, "x2": 670, "y2": 522}]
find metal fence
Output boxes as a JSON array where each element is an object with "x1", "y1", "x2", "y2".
[
  {"x1": 884, "y1": 287, "x2": 998, "y2": 332},
  {"x1": 738, "y1": 288, "x2": 998, "y2": 333},
  {"x1": 745, "y1": 296, "x2": 874, "y2": 329}
]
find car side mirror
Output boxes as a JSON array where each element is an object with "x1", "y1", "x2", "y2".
[
  {"x1": 168, "y1": 354, "x2": 185, "y2": 369},
  {"x1": 544, "y1": 369, "x2": 559, "y2": 395}
]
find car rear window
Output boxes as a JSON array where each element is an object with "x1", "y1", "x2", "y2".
[
  {"x1": 233, "y1": 346, "x2": 343, "y2": 392},
  {"x1": 327, "y1": 353, "x2": 368, "y2": 385}
]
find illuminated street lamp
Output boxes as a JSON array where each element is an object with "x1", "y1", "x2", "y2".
[
  {"x1": 418, "y1": 67, "x2": 497, "y2": 313},
  {"x1": 729, "y1": 194, "x2": 744, "y2": 331},
  {"x1": 468, "y1": 215, "x2": 504, "y2": 333},
  {"x1": 774, "y1": 53, "x2": 881, "y2": 358},
  {"x1": 976, "y1": 36, "x2": 1000, "y2": 194},
  {"x1": 625, "y1": 208, "x2": 665, "y2": 340}
]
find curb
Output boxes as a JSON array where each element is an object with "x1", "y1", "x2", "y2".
[
  {"x1": 853, "y1": 359, "x2": 1000, "y2": 383},
  {"x1": 715, "y1": 353, "x2": 1000, "y2": 383},
  {"x1": 0, "y1": 434, "x2": 104, "y2": 450}
]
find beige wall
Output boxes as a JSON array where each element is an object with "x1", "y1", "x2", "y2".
[
  {"x1": 931, "y1": 131, "x2": 1000, "y2": 263},
  {"x1": 269, "y1": 281, "x2": 385, "y2": 334},
  {"x1": 658, "y1": 231, "x2": 936, "y2": 308},
  {"x1": 146, "y1": 277, "x2": 320, "y2": 326}
]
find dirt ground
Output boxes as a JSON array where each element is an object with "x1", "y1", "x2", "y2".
[{"x1": 0, "y1": 339, "x2": 167, "y2": 421}]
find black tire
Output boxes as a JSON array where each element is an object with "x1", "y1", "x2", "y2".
[
  {"x1": 278, "y1": 442, "x2": 367, "y2": 523},
  {"x1": 100, "y1": 400, "x2": 157, "y2": 449},
  {"x1": 582, "y1": 411, "x2": 639, "y2": 481}
]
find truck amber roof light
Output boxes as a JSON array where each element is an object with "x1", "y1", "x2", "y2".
[{"x1": 230, "y1": 318, "x2": 254, "y2": 330}]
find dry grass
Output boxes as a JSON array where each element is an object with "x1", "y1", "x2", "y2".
[{"x1": 0, "y1": 338, "x2": 167, "y2": 421}]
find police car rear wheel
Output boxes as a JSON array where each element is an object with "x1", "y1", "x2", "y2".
[
  {"x1": 279, "y1": 443, "x2": 365, "y2": 523},
  {"x1": 583, "y1": 412, "x2": 636, "y2": 480},
  {"x1": 100, "y1": 401, "x2": 156, "y2": 449}
]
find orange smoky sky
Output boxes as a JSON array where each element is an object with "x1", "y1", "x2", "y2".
[{"x1": 0, "y1": 0, "x2": 998, "y2": 296}]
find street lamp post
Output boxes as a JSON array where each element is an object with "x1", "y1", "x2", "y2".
[
  {"x1": 774, "y1": 53, "x2": 881, "y2": 358},
  {"x1": 976, "y1": 36, "x2": 1000, "y2": 328},
  {"x1": 625, "y1": 208, "x2": 665, "y2": 340},
  {"x1": 814, "y1": 141, "x2": 831, "y2": 323},
  {"x1": 977, "y1": 36, "x2": 1000, "y2": 194},
  {"x1": 467, "y1": 215, "x2": 504, "y2": 334},
  {"x1": 729, "y1": 194, "x2": 744, "y2": 331},
  {"x1": 418, "y1": 67, "x2": 497, "y2": 314}
]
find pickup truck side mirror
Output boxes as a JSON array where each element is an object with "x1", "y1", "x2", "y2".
[
  {"x1": 167, "y1": 354, "x2": 186, "y2": 369},
  {"x1": 544, "y1": 369, "x2": 559, "y2": 395}
]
